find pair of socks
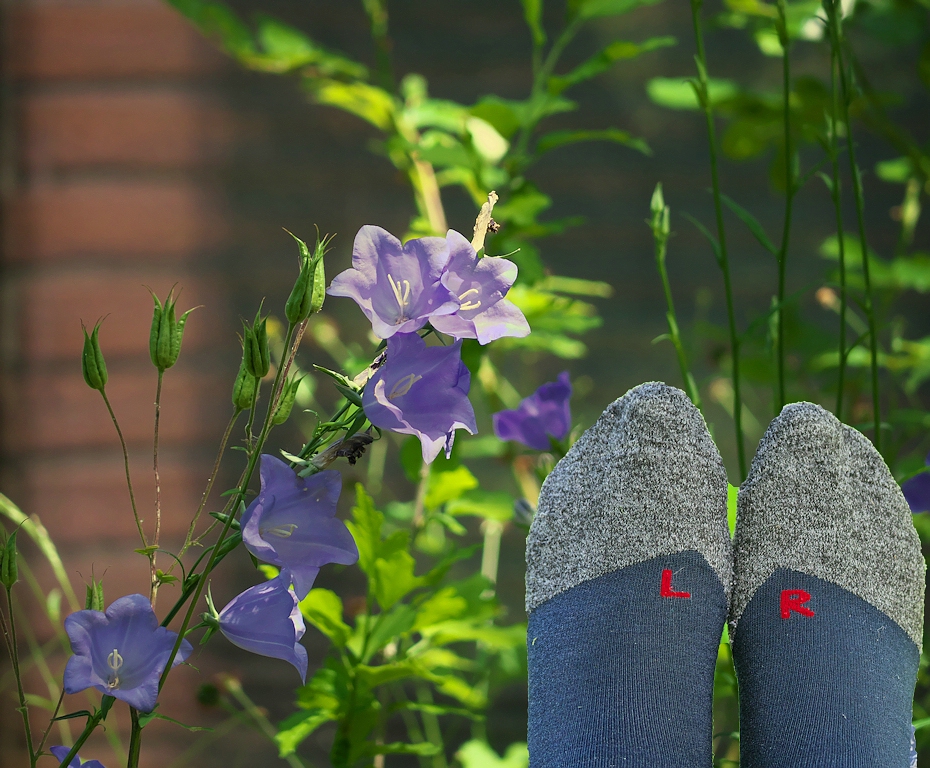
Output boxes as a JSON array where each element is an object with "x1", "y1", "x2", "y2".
[{"x1": 526, "y1": 382, "x2": 925, "y2": 767}]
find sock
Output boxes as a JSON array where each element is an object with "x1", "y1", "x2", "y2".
[
  {"x1": 525, "y1": 382, "x2": 732, "y2": 767},
  {"x1": 731, "y1": 403, "x2": 926, "y2": 768}
]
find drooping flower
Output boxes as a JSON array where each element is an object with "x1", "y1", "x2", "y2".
[
  {"x1": 901, "y1": 454, "x2": 930, "y2": 513},
  {"x1": 493, "y1": 372, "x2": 572, "y2": 451},
  {"x1": 430, "y1": 229, "x2": 530, "y2": 344},
  {"x1": 362, "y1": 332, "x2": 477, "y2": 463},
  {"x1": 63, "y1": 594, "x2": 192, "y2": 713},
  {"x1": 327, "y1": 225, "x2": 459, "y2": 339},
  {"x1": 241, "y1": 455, "x2": 358, "y2": 600},
  {"x1": 218, "y1": 574, "x2": 308, "y2": 683},
  {"x1": 50, "y1": 746, "x2": 106, "y2": 768}
]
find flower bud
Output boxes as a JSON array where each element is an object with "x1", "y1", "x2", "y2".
[
  {"x1": 243, "y1": 313, "x2": 270, "y2": 379},
  {"x1": 272, "y1": 376, "x2": 302, "y2": 425},
  {"x1": 232, "y1": 356, "x2": 257, "y2": 411},
  {"x1": 148, "y1": 288, "x2": 195, "y2": 371},
  {"x1": 1, "y1": 530, "x2": 18, "y2": 589},
  {"x1": 650, "y1": 183, "x2": 670, "y2": 239},
  {"x1": 81, "y1": 321, "x2": 108, "y2": 391},
  {"x1": 285, "y1": 231, "x2": 331, "y2": 324},
  {"x1": 84, "y1": 577, "x2": 105, "y2": 611}
]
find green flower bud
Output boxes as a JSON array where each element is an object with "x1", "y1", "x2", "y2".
[
  {"x1": 1, "y1": 530, "x2": 18, "y2": 589},
  {"x1": 284, "y1": 231, "x2": 332, "y2": 324},
  {"x1": 81, "y1": 321, "x2": 108, "y2": 391},
  {"x1": 649, "y1": 183, "x2": 671, "y2": 240},
  {"x1": 148, "y1": 288, "x2": 196, "y2": 371},
  {"x1": 232, "y1": 356, "x2": 257, "y2": 412},
  {"x1": 272, "y1": 376, "x2": 302, "y2": 426},
  {"x1": 85, "y1": 577, "x2": 105, "y2": 611},
  {"x1": 243, "y1": 312, "x2": 270, "y2": 379}
]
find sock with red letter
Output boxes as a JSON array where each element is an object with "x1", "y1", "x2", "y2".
[
  {"x1": 731, "y1": 402, "x2": 925, "y2": 768},
  {"x1": 525, "y1": 382, "x2": 732, "y2": 767}
]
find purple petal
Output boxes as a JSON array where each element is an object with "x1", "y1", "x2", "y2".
[
  {"x1": 902, "y1": 472, "x2": 930, "y2": 513},
  {"x1": 219, "y1": 575, "x2": 308, "y2": 682},
  {"x1": 493, "y1": 372, "x2": 572, "y2": 450},
  {"x1": 469, "y1": 298, "x2": 531, "y2": 345}
]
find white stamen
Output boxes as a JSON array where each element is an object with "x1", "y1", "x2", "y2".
[
  {"x1": 262, "y1": 524, "x2": 298, "y2": 539},
  {"x1": 458, "y1": 287, "x2": 481, "y2": 311},
  {"x1": 387, "y1": 274, "x2": 412, "y2": 316},
  {"x1": 106, "y1": 648, "x2": 123, "y2": 689},
  {"x1": 388, "y1": 374, "x2": 422, "y2": 400}
]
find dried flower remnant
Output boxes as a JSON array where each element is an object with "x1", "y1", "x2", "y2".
[
  {"x1": 493, "y1": 372, "x2": 572, "y2": 451},
  {"x1": 362, "y1": 332, "x2": 477, "y2": 463},
  {"x1": 431, "y1": 230, "x2": 530, "y2": 345},
  {"x1": 63, "y1": 594, "x2": 192, "y2": 713},
  {"x1": 241, "y1": 455, "x2": 359, "y2": 599},
  {"x1": 218, "y1": 574, "x2": 308, "y2": 682},
  {"x1": 327, "y1": 225, "x2": 459, "y2": 338}
]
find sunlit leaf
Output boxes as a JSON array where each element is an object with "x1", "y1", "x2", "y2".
[
  {"x1": 520, "y1": 0, "x2": 546, "y2": 47},
  {"x1": 373, "y1": 550, "x2": 423, "y2": 609},
  {"x1": 447, "y1": 491, "x2": 514, "y2": 522},
  {"x1": 425, "y1": 466, "x2": 479, "y2": 510},
  {"x1": 307, "y1": 79, "x2": 396, "y2": 130},
  {"x1": 647, "y1": 77, "x2": 738, "y2": 110},
  {"x1": 346, "y1": 484, "x2": 383, "y2": 575},
  {"x1": 549, "y1": 36, "x2": 675, "y2": 93},
  {"x1": 570, "y1": 0, "x2": 663, "y2": 21},
  {"x1": 457, "y1": 740, "x2": 530, "y2": 768},
  {"x1": 300, "y1": 588, "x2": 351, "y2": 647},
  {"x1": 536, "y1": 128, "x2": 650, "y2": 156}
]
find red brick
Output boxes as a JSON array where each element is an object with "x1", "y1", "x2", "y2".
[
  {"x1": 5, "y1": 179, "x2": 226, "y2": 263},
  {"x1": 6, "y1": 1, "x2": 226, "y2": 80},
  {"x1": 18, "y1": 270, "x2": 228, "y2": 363},
  {"x1": 2, "y1": 367, "x2": 229, "y2": 452},
  {"x1": 22, "y1": 89, "x2": 234, "y2": 171}
]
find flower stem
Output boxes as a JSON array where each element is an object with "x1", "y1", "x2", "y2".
[
  {"x1": 2, "y1": 588, "x2": 35, "y2": 765},
  {"x1": 828, "y1": 0, "x2": 882, "y2": 449},
  {"x1": 55, "y1": 696, "x2": 114, "y2": 768},
  {"x1": 690, "y1": 0, "x2": 746, "y2": 480},
  {"x1": 774, "y1": 0, "x2": 795, "y2": 413},
  {"x1": 128, "y1": 707, "x2": 143, "y2": 768},
  {"x1": 99, "y1": 390, "x2": 147, "y2": 549},
  {"x1": 151, "y1": 369, "x2": 164, "y2": 605}
]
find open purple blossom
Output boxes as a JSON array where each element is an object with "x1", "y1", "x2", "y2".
[
  {"x1": 327, "y1": 225, "x2": 459, "y2": 339},
  {"x1": 218, "y1": 574, "x2": 308, "y2": 683},
  {"x1": 50, "y1": 746, "x2": 106, "y2": 768},
  {"x1": 901, "y1": 452, "x2": 930, "y2": 513},
  {"x1": 430, "y1": 229, "x2": 530, "y2": 344},
  {"x1": 493, "y1": 372, "x2": 572, "y2": 451},
  {"x1": 362, "y1": 332, "x2": 477, "y2": 463},
  {"x1": 63, "y1": 594, "x2": 192, "y2": 713},
  {"x1": 241, "y1": 455, "x2": 358, "y2": 600}
]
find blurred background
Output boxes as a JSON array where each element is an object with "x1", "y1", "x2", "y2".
[{"x1": 1, "y1": 0, "x2": 927, "y2": 764}]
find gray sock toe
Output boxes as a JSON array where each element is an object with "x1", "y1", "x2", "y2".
[
  {"x1": 525, "y1": 381, "x2": 731, "y2": 613},
  {"x1": 731, "y1": 402, "x2": 925, "y2": 648}
]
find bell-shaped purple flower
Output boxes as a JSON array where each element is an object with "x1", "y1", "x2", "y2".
[
  {"x1": 241, "y1": 455, "x2": 358, "y2": 600},
  {"x1": 50, "y1": 746, "x2": 106, "y2": 768},
  {"x1": 362, "y1": 332, "x2": 477, "y2": 464},
  {"x1": 902, "y1": 453, "x2": 930, "y2": 513},
  {"x1": 327, "y1": 225, "x2": 459, "y2": 339},
  {"x1": 431, "y1": 230, "x2": 530, "y2": 344},
  {"x1": 493, "y1": 372, "x2": 572, "y2": 451},
  {"x1": 218, "y1": 574, "x2": 308, "y2": 683},
  {"x1": 63, "y1": 594, "x2": 192, "y2": 713}
]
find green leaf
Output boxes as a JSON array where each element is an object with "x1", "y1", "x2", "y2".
[
  {"x1": 536, "y1": 275, "x2": 614, "y2": 298},
  {"x1": 549, "y1": 36, "x2": 675, "y2": 93},
  {"x1": 536, "y1": 128, "x2": 650, "y2": 156},
  {"x1": 647, "y1": 76, "x2": 738, "y2": 110},
  {"x1": 457, "y1": 740, "x2": 530, "y2": 768},
  {"x1": 683, "y1": 214, "x2": 722, "y2": 266},
  {"x1": 255, "y1": 16, "x2": 367, "y2": 78},
  {"x1": 356, "y1": 659, "x2": 422, "y2": 688},
  {"x1": 425, "y1": 466, "x2": 479, "y2": 510},
  {"x1": 373, "y1": 550, "x2": 423, "y2": 609},
  {"x1": 275, "y1": 709, "x2": 336, "y2": 756},
  {"x1": 447, "y1": 490, "x2": 514, "y2": 522},
  {"x1": 875, "y1": 157, "x2": 913, "y2": 184},
  {"x1": 374, "y1": 742, "x2": 442, "y2": 756},
  {"x1": 571, "y1": 0, "x2": 663, "y2": 20},
  {"x1": 138, "y1": 712, "x2": 211, "y2": 731},
  {"x1": 346, "y1": 484, "x2": 383, "y2": 574},
  {"x1": 520, "y1": 0, "x2": 546, "y2": 47},
  {"x1": 166, "y1": 0, "x2": 256, "y2": 59},
  {"x1": 300, "y1": 589, "x2": 350, "y2": 647},
  {"x1": 365, "y1": 603, "x2": 417, "y2": 657},
  {"x1": 720, "y1": 194, "x2": 777, "y2": 255},
  {"x1": 422, "y1": 620, "x2": 527, "y2": 650},
  {"x1": 306, "y1": 79, "x2": 396, "y2": 130},
  {"x1": 413, "y1": 586, "x2": 469, "y2": 631}
]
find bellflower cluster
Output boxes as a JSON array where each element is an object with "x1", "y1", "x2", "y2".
[
  {"x1": 63, "y1": 594, "x2": 192, "y2": 713},
  {"x1": 50, "y1": 746, "x2": 106, "y2": 768},
  {"x1": 901, "y1": 453, "x2": 930, "y2": 513},
  {"x1": 329, "y1": 225, "x2": 527, "y2": 461},
  {"x1": 493, "y1": 372, "x2": 572, "y2": 450}
]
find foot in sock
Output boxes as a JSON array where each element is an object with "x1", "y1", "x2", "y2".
[
  {"x1": 731, "y1": 402, "x2": 926, "y2": 767},
  {"x1": 525, "y1": 382, "x2": 731, "y2": 767}
]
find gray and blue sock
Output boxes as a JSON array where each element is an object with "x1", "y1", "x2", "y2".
[
  {"x1": 525, "y1": 382, "x2": 732, "y2": 767},
  {"x1": 731, "y1": 402, "x2": 926, "y2": 767}
]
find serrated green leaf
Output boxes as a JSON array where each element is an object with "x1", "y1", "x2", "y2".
[
  {"x1": 550, "y1": 36, "x2": 675, "y2": 93},
  {"x1": 373, "y1": 550, "x2": 423, "y2": 609},
  {"x1": 300, "y1": 588, "x2": 351, "y2": 647},
  {"x1": 536, "y1": 128, "x2": 650, "y2": 156},
  {"x1": 425, "y1": 466, "x2": 479, "y2": 510},
  {"x1": 345, "y1": 484, "x2": 383, "y2": 574},
  {"x1": 364, "y1": 603, "x2": 417, "y2": 658},
  {"x1": 413, "y1": 587, "x2": 469, "y2": 631},
  {"x1": 275, "y1": 709, "x2": 336, "y2": 756}
]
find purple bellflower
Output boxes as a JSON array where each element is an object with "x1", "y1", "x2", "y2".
[
  {"x1": 50, "y1": 746, "x2": 106, "y2": 768},
  {"x1": 327, "y1": 225, "x2": 459, "y2": 339},
  {"x1": 901, "y1": 452, "x2": 930, "y2": 513},
  {"x1": 218, "y1": 574, "x2": 308, "y2": 683},
  {"x1": 241, "y1": 455, "x2": 358, "y2": 600},
  {"x1": 493, "y1": 372, "x2": 572, "y2": 451},
  {"x1": 63, "y1": 594, "x2": 192, "y2": 713},
  {"x1": 363, "y1": 332, "x2": 477, "y2": 464},
  {"x1": 431, "y1": 229, "x2": 530, "y2": 344}
]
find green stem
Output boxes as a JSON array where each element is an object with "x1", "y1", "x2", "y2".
[
  {"x1": 159, "y1": 323, "x2": 297, "y2": 692},
  {"x1": 774, "y1": 0, "x2": 795, "y2": 412},
  {"x1": 243, "y1": 377, "x2": 261, "y2": 447},
  {"x1": 829, "y1": 0, "x2": 881, "y2": 449},
  {"x1": 827, "y1": 23, "x2": 848, "y2": 420},
  {"x1": 151, "y1": 369, "x2": 164, "y2": 604},
  {"x1": 361, "y1": 0, "x2": 394, "y2": 92},
  {"x1": 415, "y1": 683, "x2": 447, "y2": 768},
  {"x1": 56, "y1": 696, "x2": 114, "y2": 768},
  {"x1": 128, "y1": 707, "x2": 143, "y2": 768},
  {"x1": 2, "y1": 589, "x2": 35, "y2": 765},
  {"x1": 690, "y1": 0, "x2": 746, "y2": 479},
  {"x1": 100, "y1": 390, "x2": 147, "y2": 549}
]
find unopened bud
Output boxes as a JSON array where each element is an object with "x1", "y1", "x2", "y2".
[
  {"x1": 81, "y1": 321, "x2": 108, "y2": 391},
  {"x1": 149, "y1": 288, "x2": 195, "y2": 371},
  {"x1": 285, "y1": 231, "x2": 331, "y2": 324},
  {"x1": 649, "y1": 183, "x2": 671, "y2": 239},
  {"x1": 243, "y1": 312, "x2": 270, "y2": 378},
  {"x1": 84, "y1": 578, "x2": 105, "y2": 611},
  {"x1": 232, "y1": 356, "x2": 257, "y2": 411},
  {"x1": 272, "y1": 376, "x2": 302, "y2": 426}
]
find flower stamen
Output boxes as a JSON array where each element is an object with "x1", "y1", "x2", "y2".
[
  {"x1": 262, "y1": 524, "x2": 298, "y2": 539},
  {"x1": 458, "y1": 287, "x2": 481, "y2": 311},
  {"x1": 388, "y1": 374, "x2": 422, "y2": 400},
  {"x1": 106, "y1": 648, "x2": 123, "y2": 689},
  {"x1": 387, "y1": 274, "x2": 412, "y2": 315}
]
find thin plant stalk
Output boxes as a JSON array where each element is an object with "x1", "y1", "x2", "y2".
[
  {"x1": 54, "y1": 696, "x2": 114, "y2": 768},
  {"x1": 774, "y1": 0, "x2": 796, "y2": 411},
  {"x1": 827, "y1": 0, "x2": 882, "y2": 448},
  {"x1": 99, "y1": 391, "x2": 147, "y2": 551},
  {"x1": 128, "y1": 707, "x2": 143, "y2": 767},
  {"x1": 151, "y1": 369, "x2": 164, "y2": 604},
  {"x1": 690, "y1": 0, "x2": 747, "y2": 479},
  {"x1": 222, "y1": 675, "x2": 307, "y2": 768},
  {"x1": 2, "y1": 589, "x2": 35, "y2": 765}
]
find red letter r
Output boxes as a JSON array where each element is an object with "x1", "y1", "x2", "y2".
[{"x1": 780, "y1": 589, "x2": 815, "y2": 619}]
